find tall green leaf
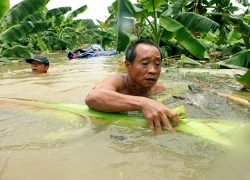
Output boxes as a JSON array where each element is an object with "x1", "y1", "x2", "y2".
[
  {"x1": 0, "y1": 0, "x2": 49, "y2": 27},
  {"x1": 223, "y1": 49, "x2": 250, "y2": 68},
  {"x1": 0, "y1": 0, "x2": 10, "y2": 19},
  {"x1": 25, "y1": 11, "x2": 46, "y2": 22},
  {"x1": 140, "y1": 0, "x2": 165, "y2": 12},
  {"x1": 124, "y1": 0, "x2": 145, "y2": 19},
  {"x1": 37, "y1": 37, "x2": 49, "y2": 52},
  {"x1": 30, "y1": 21, "x2": 51, "y2": 34},
  {"x1": 161, "y1": 0, "x2": 183, "y2": 17},
  {"x1": 116, "y1": 0, "x2": 133, "y2": 52},
  {"x1": 67, "y1": 5, "x2": 87, "y2": 19},
  {"x1": 94, "y1": 30, "x2": 116, "y2": 40},
  {"x1": 46, "y1": 7, "x2": 71, "y2": 19},
  {"x1": 237, "y1": 70, "x2": 250, "y2": 89},
  {"x1": 116, "y1": 30, "x2": 130, "y2": 52},
  {"x1": 2, "y1": 45, "x2": 33, "y2": 57},
  {"x1": 160, "y1": 16, "x2": 207, "y2": 59},
  {"x1": 228, "y1": 30, "x2": 242, "y2": 45},
  {"x1": 0, "y1": 21, "x2": 34, "y2": 42},
  {"x1": 176, "y1": 12, "x2": 219, "y2": 33}
]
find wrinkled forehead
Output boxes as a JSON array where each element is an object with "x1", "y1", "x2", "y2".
[{"x1": 135, "y1": 44, "x2": 161, "y2": 60}]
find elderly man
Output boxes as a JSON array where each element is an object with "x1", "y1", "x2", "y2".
[
  {"x1": 85, "y1": 39, "x2": 179, "y2": 132},
  {"x1": 26, "y1": 55, "x2": 49, "y2": 74}
]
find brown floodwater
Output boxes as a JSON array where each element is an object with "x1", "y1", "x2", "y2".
[{"x1": 0, "y1": 52, "x2": 250, "y2": 180}]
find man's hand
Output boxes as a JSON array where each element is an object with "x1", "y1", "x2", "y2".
[{"x1": 140, "y1": 98, "x2": 179, "y2": 133}]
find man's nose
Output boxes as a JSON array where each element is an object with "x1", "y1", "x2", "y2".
[{"x1": 148, "y1": 64, "x2": 157, "y2": 73}]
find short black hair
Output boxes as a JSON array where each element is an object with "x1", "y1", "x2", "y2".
[{"x1": 125, "y1": 39, "x2": 162, "y2": 63}]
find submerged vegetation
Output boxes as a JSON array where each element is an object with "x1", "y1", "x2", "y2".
[{"x1": 0, "y1": 0, "x2": 249, "y2": 87}]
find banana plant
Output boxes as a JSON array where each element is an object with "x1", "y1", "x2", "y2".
[
  {"x1": 119, "y1": 0, "x2": 220, "y2": 59},
  {"x1": 196, "y1": 1, "x2": 250, "y2": 67},
  {"x1": 0, "y1": 0, "x2": 50, "y2": 58},
  {"x1": 0, "y1": 0, "x2": 95, "y2": 59},
  {"x1": 0, "y1": 0, "x2": 10, "y2": 19},
  {"x1": 0, "y1": 0, "x2": 49, "y2": 29},
  {"x1": 94, "y1": 30, "x2": 116, "y2": 50}
]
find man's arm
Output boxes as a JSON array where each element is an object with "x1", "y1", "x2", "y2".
[{"x1": 85, "y1": 75, "x2": 179, "y2": 132}]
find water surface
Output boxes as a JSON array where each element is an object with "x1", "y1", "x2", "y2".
[{"x1": 0, "y1": 52, "x2": 249, "y2": 180}]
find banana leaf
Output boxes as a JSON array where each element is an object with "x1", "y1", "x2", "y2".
[
  {"x1": 180, "y1": 54, "x2": 202, "y2": 66},
  {"x1": 234, "y1": 21, "x2": 250, "y2": 37},
  {"x1": 116, "y1": 0, "x2": 133, "y2": 52},
  {"x1": 0, "y1": 97, "x2": 247, "y2": 147},
  {"x1": 67, "y1": 5, "x2": 87, "y2": 19},
  {"x1": 30, "y1": 21, "x2": 51, "y2": 34},
  {"x1": 0, "y1": 21, "x2": 34, "y2": 42},
  {"x1": 159, "y1": 16, "x2": 207, "y2": 59},
  {"x1": 0, "y1": 0, "x2": 49, "y2": 27},
  {"x1": 237, "y1": 70, "x2": 250, "y2": 89},
  {"x1": 37, "y1": 37, "x2": 49, "y2": 52},
  {"x1": 46, "y1": 7, "x2": 71, "y2": 19},
  {"x1": 223, "y1": 49, "x2": 250, "y2": 68},
  {"x1": 228, "y1": 30, "x2": 242, "y2": 45},
  {"x1": 161, "y1": 0, "x2": 183, "y2": 17},
  {"x1": 2, "y1": 45, "x2": 32, "y2": 57},
  {"x1": 140, "y1": 0, "x2": 165, "y2": 12},
  {"x1": 94, "y1": 30, "x2": 116, "y2": 40},
  {"x1": 176, "y1": 12, "x2": 219, "y2": 33},
  {"x1": 123, "y1": 0, "x2": 145, "y2": 19},
  {"x1": 24, "y1": 11, "x2": 46, "y2": 22},
  {"x1": 0, "y1": 0, "x2": 10, "y2": 19}
]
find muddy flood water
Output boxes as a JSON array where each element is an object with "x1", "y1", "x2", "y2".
[{"x1": 0, "y1": 52, "x2": 250, "y2": 180}]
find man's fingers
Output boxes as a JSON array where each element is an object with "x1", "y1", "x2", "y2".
[
  {"x1": 147, "y1": 120, "x2": 155, "y2": 131},
  {"x1": 154, "y1": 119, "x2": 162, "y2": 133},
  {"x1": 161, "y1": 116, "x2": 176, "y2": 133},
  {"x1": 166, "y1": 109, "x2": 179, "y2": 127},
  {"x1": 172, "y1": 115, "x2": 179, "y2": 126},
  {"x1": 147, "y1": 119, "x2": 163, "y2": 133}
]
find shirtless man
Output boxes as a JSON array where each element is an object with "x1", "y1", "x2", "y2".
[
  {"x1": 26, "y1": 55, "x2": 49, "y2": 74},
  {"x1": 85, "y1": 39, "x2": 179, "y2": 132}
]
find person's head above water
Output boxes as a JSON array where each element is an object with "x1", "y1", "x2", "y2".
[
  {"x1": 26, "y1": 55, "x2": 49, "y2": 74},
  {"x1": 125, "y1": 39, "x2": 163, "y2": 63}
]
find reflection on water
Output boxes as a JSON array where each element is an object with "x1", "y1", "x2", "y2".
[{"x1": 0, "y1": 52, "x2": 249, "y2": 180}]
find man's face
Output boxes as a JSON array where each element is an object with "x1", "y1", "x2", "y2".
[
  {"x1": 30, "y1": 60, "x2": 49, "y2": 74},
  {"x1": 125, "y1": 43, "x2": 162, "y2": 88}
]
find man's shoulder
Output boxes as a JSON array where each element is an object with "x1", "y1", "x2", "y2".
[
  {"x1": 152, "y1": 83, "x2": 166, "y2": 93},
  {"x1": 105, "y1": 74, "x2": 126, "y2": 80},
  {"x1": 103, "y1": 74, "x2": 126, "y2": 85}
]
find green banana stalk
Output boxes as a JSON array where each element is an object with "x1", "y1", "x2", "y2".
[{"x1": 0, "y1": 97, "x2": 247, "y2": 147}]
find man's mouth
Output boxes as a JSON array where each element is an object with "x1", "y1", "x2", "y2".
[{"x1": 145, "y1": 78, "x2": 156, "y2": 82}]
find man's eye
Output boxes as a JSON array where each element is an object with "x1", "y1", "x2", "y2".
[{"x1": 141, "y1": 62, "x2": 148, "y2": 66}]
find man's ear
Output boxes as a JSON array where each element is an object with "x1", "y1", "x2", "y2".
[{"x1": 125, "y1": 60, "x2": 131, "y2": 70}]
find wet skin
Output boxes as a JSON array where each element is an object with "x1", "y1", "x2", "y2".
[
  {"x1": 30, "y1": 60, "x2": 49, "y2": 74},
  {"x1": 124, "y1": 43, "x2": 162, "y2": 95},
  {"x1": 85, "y1": 43, "x2": 179, "y2": 133}
]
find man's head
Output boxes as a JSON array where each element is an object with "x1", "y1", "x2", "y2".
[
  {"x1": 26, "y1": 55, "x2": 49, "y2": 74},
  {"x1": 124, "y1": 39, "x2": 162, "y2": 89},
  {"x1": 125, "y1": 39, "x2": 162, "y2": 63}
]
